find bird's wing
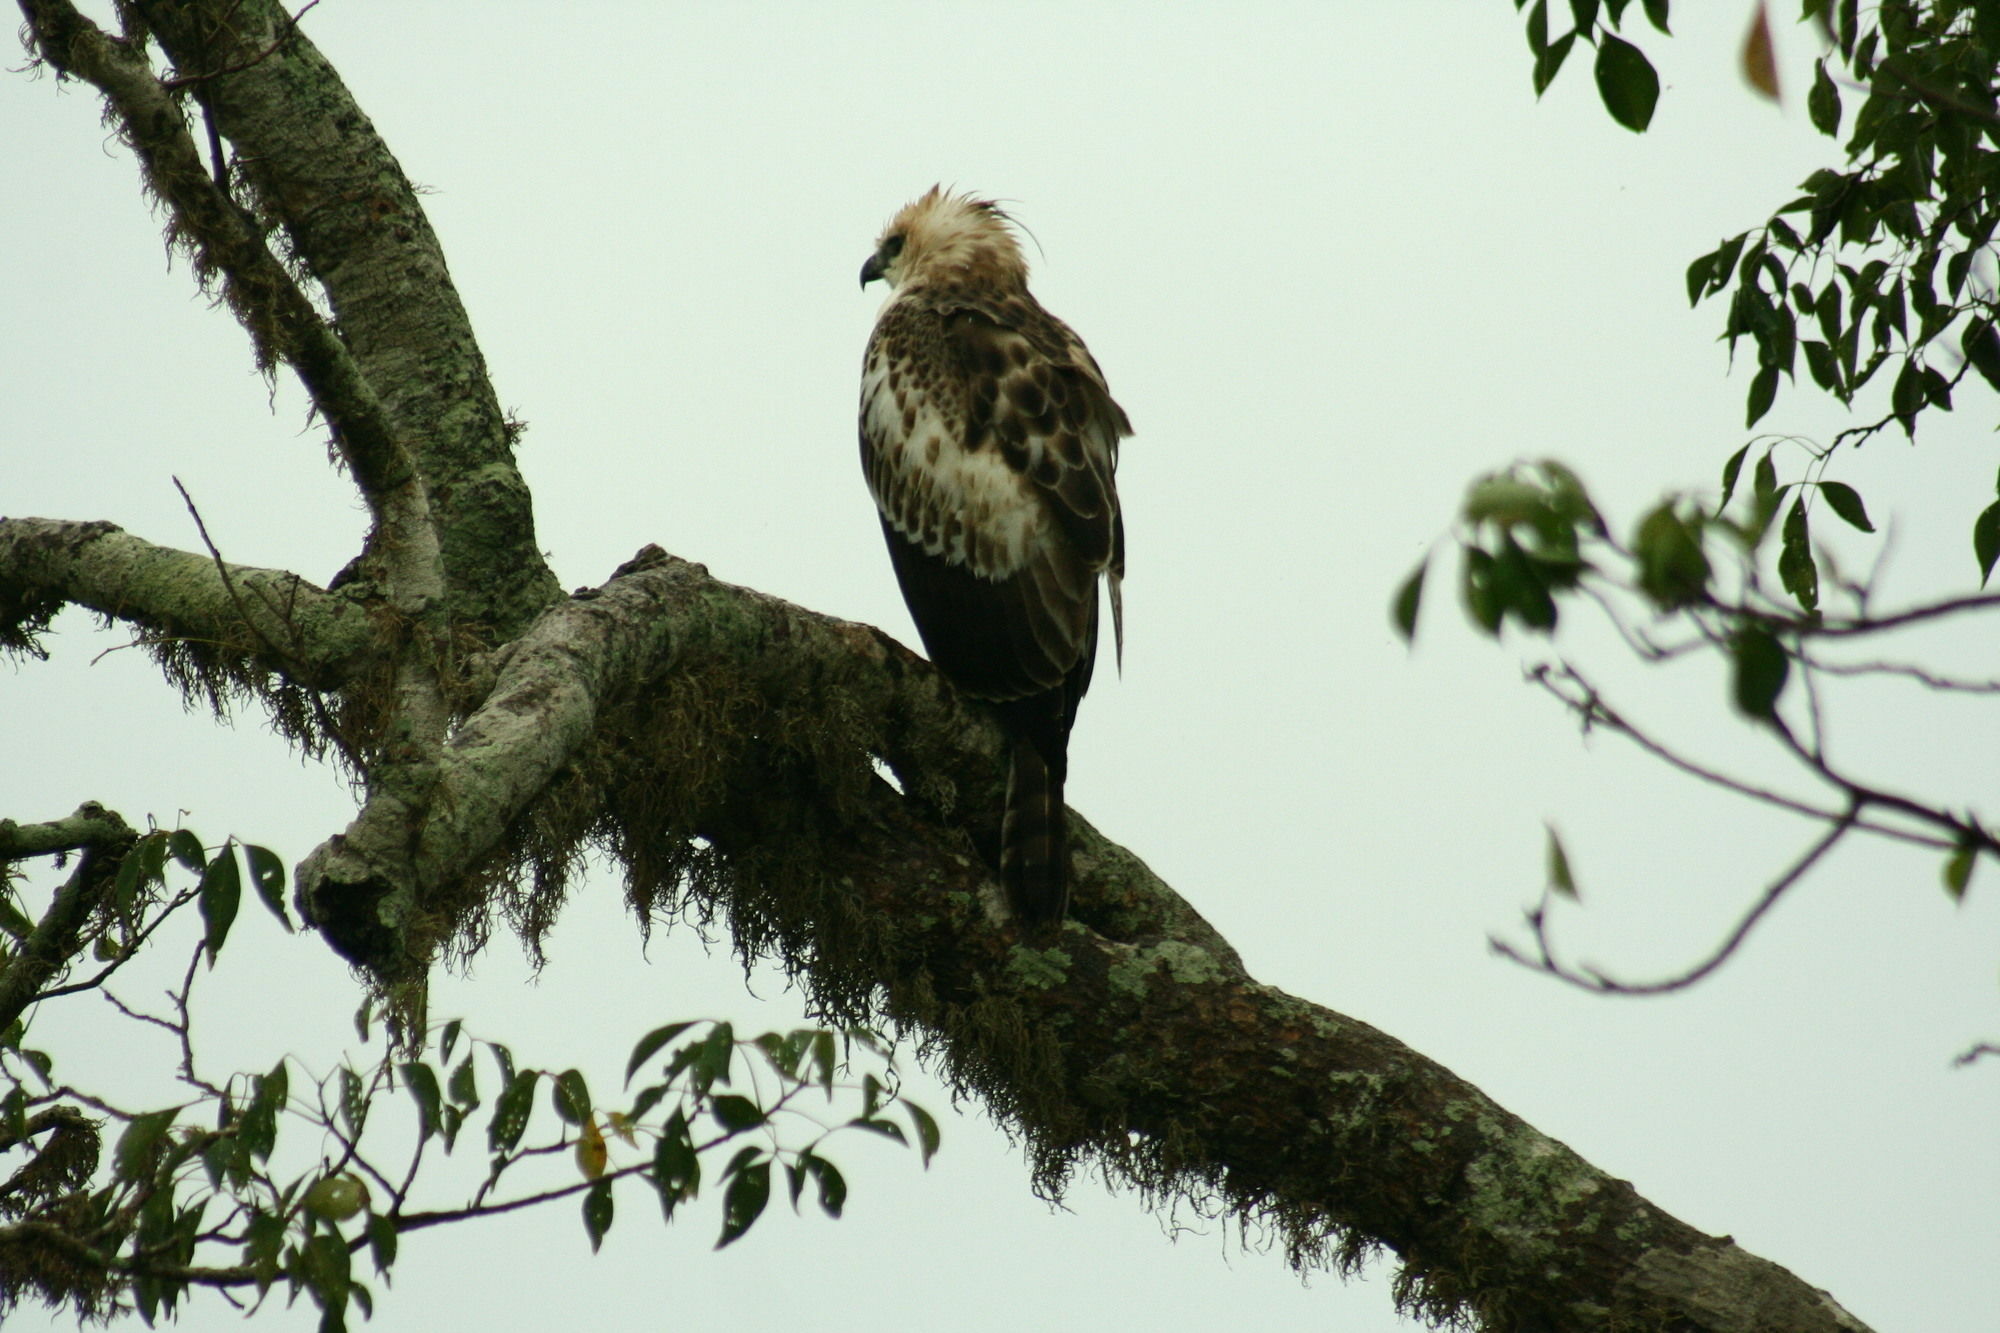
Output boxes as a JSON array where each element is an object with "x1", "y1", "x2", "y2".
[{"x1": 860, "y1": 290, "x2": 1127, "y2": 702}]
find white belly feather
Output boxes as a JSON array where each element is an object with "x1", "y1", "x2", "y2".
[{"x1": 861, "y1": 356, "x2": 1047, "y2": 580}]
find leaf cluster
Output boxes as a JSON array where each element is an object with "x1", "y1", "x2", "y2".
[
  {"x1": 1398, "y1": 447, "x2": 1879, "y2": 725},
  {"x1": 0, "y1": 837, "x2": 936, "y2": 1330},
  {"x1": 1518, "y1": 0, "x2": 1672, "y2": 130}
]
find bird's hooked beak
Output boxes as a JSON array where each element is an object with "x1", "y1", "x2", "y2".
[{"x1": 859, "y1": 252, "x2": 887, "y2": 289}]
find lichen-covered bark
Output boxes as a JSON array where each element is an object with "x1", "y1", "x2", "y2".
[
  {"x1": 132, "y1": 0, "x2": 560, "y2": 636},
  {"x1": 4, "y1": 4, "x2": 1877, "y2": 1329},
  {"x1": 0, "y1": 807, "x2": 133, "y2": 1032},
  {"x1": 0, "y1": 518, "x2": 375, "y2": 687}
]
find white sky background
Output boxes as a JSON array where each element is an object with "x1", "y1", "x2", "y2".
[{"x1": 5, "y1": 2, "x2": 1997, "y2": 1329}]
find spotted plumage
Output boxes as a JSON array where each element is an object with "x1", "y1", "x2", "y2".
[{"x1": 859, "y1": 187, "x2": 1129, "y2": 929}]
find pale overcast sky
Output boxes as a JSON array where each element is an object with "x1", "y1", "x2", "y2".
[{"x1": 6, "y1": 4, "x2": 1996, "y2": 1330}]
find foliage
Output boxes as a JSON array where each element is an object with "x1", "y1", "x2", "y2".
[
  {"x1": 1525, "y1": 0, "x2": 2000, "y2": 576},
  {"x1": 0, "y1": 829, "x2": 934, "y2": 1329},
  {"x1": 1404, "y1": 2, "x2": 2000, "y2": 1017}
]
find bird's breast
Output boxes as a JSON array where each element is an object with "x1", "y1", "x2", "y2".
[{"x1": 861, "y1": 353, "x2": 1047, "y2": 581}]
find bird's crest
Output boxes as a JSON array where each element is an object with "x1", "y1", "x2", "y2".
[{"x1": 866, "y1": 186, "x2": 1028, "y2": 291}]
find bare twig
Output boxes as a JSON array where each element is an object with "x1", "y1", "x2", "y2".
[
  {"x1": 1530, "y1": 663, "x2": 1944, "y2": 848},
  {"x1": 1494, "y1": 806, "x2": 1859, "y2": 995}
]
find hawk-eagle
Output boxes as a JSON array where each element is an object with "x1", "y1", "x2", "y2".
[{"x1": 858, "y1": 187, "x2": 1130, "y2": 929}]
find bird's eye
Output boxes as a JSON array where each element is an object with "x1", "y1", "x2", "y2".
[{"x1": 882, "y1": 234, "x2": 906, "y2": 260}]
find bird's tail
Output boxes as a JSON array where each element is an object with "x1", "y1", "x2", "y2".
[{"x1": 1001, "y1": 735, "x2": 1068, "y2": 930}]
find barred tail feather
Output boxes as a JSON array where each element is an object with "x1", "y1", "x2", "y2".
[{"x1": 1001, "y1": 737, "x2": 1068, "y2": 928}]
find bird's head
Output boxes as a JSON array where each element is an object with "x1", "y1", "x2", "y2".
[{"x1": 860, "y1": 186, "x2": 1028, "y2": 292}]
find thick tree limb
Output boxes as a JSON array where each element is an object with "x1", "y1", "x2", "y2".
[
  {"x1": 0, "y1": 804, "x2": 132, "y2": 861},
  {"x1": 0, "y1": 517, "x2": 375, "y2": 690},
  {"x1": 0, "y1": 810, "x2": 133, "y2": 1032},
  {"x1": 295, "y1": 546, "x2": 1236, "y2": 973},
  {"x1": 282, "y1": 545, "x2": 1861, "y2": 1332},
  {"x1": 18, "y1": 0, "x2": 418, "y2": 520},
  {"x1": 129, "y1": 0, "x2": 560, "y2": 636}
]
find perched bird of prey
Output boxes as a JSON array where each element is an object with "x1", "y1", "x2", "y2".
[{"x1": 858, "y1": 187, "x2": 1130, "y2": 929}]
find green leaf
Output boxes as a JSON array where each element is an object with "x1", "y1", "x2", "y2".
[
  {"x1": 710, "y1": 1094, "x2": 766, "y2": 1133},
  {"x1": 623, "y1": 1021, "x2": 695, "y2": 1086},
  {"x1": 1947, "y1": 249, "x2": 1974, "y2": 300},
  {"x1": 1973, "y1": 500, "x2": 2000, "y2": 587},
  {"x1": 691, "y1": 1022, "x2": 735, "y2": 1093},
  {"x1": 1752, "y1": 451, "x2": 1778, "y2": 506},
  {"x1": 1818, "y1": 481, "x2": 1874, "y2": 533},
  {"x1": 167, "y1": 828, "x2": 205, "y2": 873},
  {"x1": 1745, "y1": 364, "x2": 1780, "y2": 427},
  {"x1": 1731, "y1": 627, "x2": 1790, "y2": 719},
  {"x1": 1545, "y1": 825, "x2": 1579, "y2": 900},
  {"x1": 848, "y1": 1116, "x2": 908, "y2": 1146},
  {"x1": 1778, "y1": 499, "x2": 1819, "y2": 614},
  {"x1": 802, "y1": 1152, "x2": 847, "y2": 1218},
  {"x1": 1534, "y1": 31, "x2": 1578, "y2": 96},
  {"x1": 1461, "y1": 547, "x2": 1503, "y2": 635},
  {"x1": 1641, "y1": 0, "x2": 1670, "y2": 34},
  {"x1": 1568, "y1": 0, "x2": 1598, "y2": 31},
  {"x1": 198, "y1": 844, "x2": 241, "y2": 966},
  {"x1": 489, "y1": 1070, "x2": 539, "y2": 1154},
  {"x1": 716, "y1": 1158, "x2": 771, "y2": 1248},
  {"x1": 1807, "y1": 58, "x2": 1841, "y2": 136},
  {"x1": 1685, "y1": 249, "x2": 1717, "y2": 307},
  {"x1": 1712, "y1": 233, "x2": 1748, "y2": 290},
  {"x1": 241, "y1": 844, "x2": 291, "y2": 932},
  {"x1": 1962, "y1": 321, "x2": 2000, "y2": 390},
  {"x1": 114, "y1": 1107, "x2": 181, "y2": 1181},
  {"x1": 438, "y1": 1019, "x2": 462, "y2": 1066},
  {"x1": 400, "y1": 1061, "x2": 443, "y2": 1148},
  {"x1": 1801, "y1": 339, "x2": 1840, "y2": 393},
  {"x1": 1525, "y1": 0, "x2": 1550, "y2": 56},
  {"x1": 582, "y1": 1178, "x2": 615, "y2": 1253},
  {"x1": 1491, "y1": 538, "x2": 1559, "y2": 631},
  {"x1": 487, "y1": 1041, "x2": 516, "y2": 1089},
  {"x1": 1717, "y1": 443, "x2": 1750, "y2": 513},
  {"x1": 811, "y1": 1029, "x2": 837, "y2": 1092},
  {"x1": 1594, "y1": 35, "x2": 1660, "y2": 132},
  {"x1": 339, "y1": 1066, "x2": 367, "y2": 1138},
  {"x1": 1633, "y1": 504, "x2": 1710, "y2": 609},
  {"x1": 1943, "y1": 844, "x2": 1975, "y2": 903},
  {"x1": 241, "y1": 1060, "x2": 287, "y2": 1162},
  {"x1": 627, "y1": 1082, "x2": 669, "y2": 1124},
  {"x1": 303, "y1": 1175, "x2": 368, "y2": 1222},
  {"x1": 448, "y1": 1054, "x2": 479, "y2": 1109},
  {"x1": 366, "y1": 1213, "x2": 398, "y2": 1278},
  {"x1": 1392, "y1": 558, "x2": 1427, "y2": 642},
  {"x1": 551, "y1": 1069, "x2": 591, "y2": 1126},
  {"x1": 652, "y1": 1109, "x2": 700, "y2": 1207},
  {"x1": 905, "y1": 1099, "x2": 942, "y2": 1166}
]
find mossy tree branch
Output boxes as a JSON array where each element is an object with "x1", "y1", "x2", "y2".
[
  {"x1": 129, "y1": 0, "x2": 561, "y2": 637},
  {"x1": 276, "y1": 542, "x2": 1855, "y2": 1332},
  {"x1": 0, "y1": 806, "x2": 134, "y2": 1032},
  {"x1": 0, "y1": 517, "x2": 374, "y2": 686}
]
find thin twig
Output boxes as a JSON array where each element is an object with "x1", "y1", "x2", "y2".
[
  {"x1": 1530, "y1": 663, "x2": 1945, "y2": 848},
  {"x1": 1494, "y1": 806, "x2": 1858, "y2": 995},
  {"x1": 1797, "y1": 653, "x2": 2000, "y2": 693}
]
